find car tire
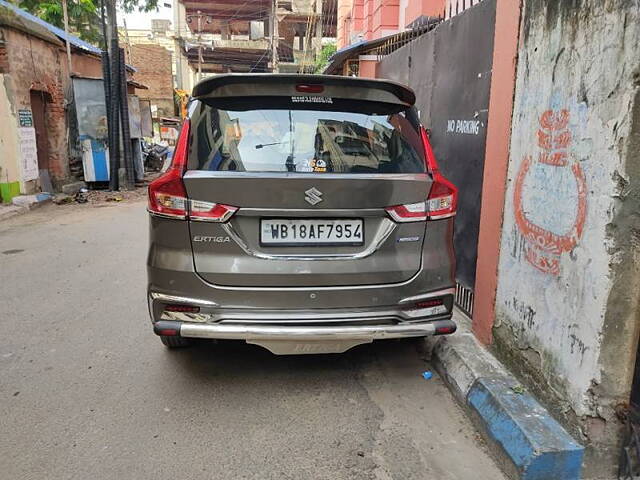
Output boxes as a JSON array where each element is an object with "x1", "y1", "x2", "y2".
[{"x1": 160, "y1": 335, "x2": 192, "y2": 348}]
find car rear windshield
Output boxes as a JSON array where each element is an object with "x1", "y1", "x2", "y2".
[{"x1": 188, "y1": 97, "x2": 426, "y2": 174}]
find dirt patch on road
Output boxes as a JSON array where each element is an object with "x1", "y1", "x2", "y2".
[
  {"x1": 79, "y1": 187, "x2": 150, "y2": 205},
  {"x1": 52, "y1": 173, "x2": 159, "y2": 207}
]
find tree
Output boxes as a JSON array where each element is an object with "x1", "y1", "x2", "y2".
[
  {"x1": 16, "y1": 0, "x2": 102, "y2": 44},
  {"x1": 314, "y1": 42, "x2": 337, "y2": 73},
  {"x1": 14, "y1": 0, "x2": 159, "y2": 46},
  {"x1": 120, "y1": 0, "x2": 158, "y2": 13}
]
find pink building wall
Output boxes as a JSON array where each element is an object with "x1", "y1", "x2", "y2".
[
  {"x1": 338, "y1": 0, "x2": 405, "y2": 45},
  {"x1": 371, "y1": 0, "x2": 400, "y2": 38},
  {"x1": 405, "y1": 0, "x2": 446, "y2": 25},
  {"x1": 336, "y1": 0, "x2": 354, "y2": 49},
  {"x1": 358, "y1": 58, "x2": 378, "y2": 78},
  {"x1": 363, "y1": 0, "x2": 373, "y2": 39},
  {"x1": 336, "y1": 0, "x2": 449, "y2": 77},
  {"x1": 352, "y1": 0, "x2": 365, "y2": 40}
]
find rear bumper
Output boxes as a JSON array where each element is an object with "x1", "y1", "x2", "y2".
[
  {"x1": 155, "y1": 319, "x2": 456, "y2": 339},
  {"x1": 148, "y1": 288, "x2": 455, "y2": 325},
  {"x1": 148, "y1": 288, "x2": 456, "y2": 354},
  {"x1": 153, "y1": 319, "x2": 456, "y2": 354}
]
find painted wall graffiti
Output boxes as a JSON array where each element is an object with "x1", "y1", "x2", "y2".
[
  {"x1": 513, "y1": 109, "x2": 587, "y2": 275},
  {"x1": 494, "y1": 0, "x2": 637, "y2": 422}
]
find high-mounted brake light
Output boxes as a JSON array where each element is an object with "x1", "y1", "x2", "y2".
[
  {"x1": 148, "y1": 119, "x2": 238, "y2": 222},
  {"x1": 296, "y1": 84, "x2": 324, "y2": 93},
  {"x1": 385, "y1": 128, "x2": 458, "y2": 222}
]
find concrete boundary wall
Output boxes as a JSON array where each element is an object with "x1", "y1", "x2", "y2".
[{"x1": 493, "y1": 0, "x2": 640, "y2": 476}]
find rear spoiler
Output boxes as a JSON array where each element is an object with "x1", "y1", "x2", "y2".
[{"x1": 191, "y1": 74, "x2": 416, "y2": 107}]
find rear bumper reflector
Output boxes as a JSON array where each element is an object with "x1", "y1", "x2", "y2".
[{"x1": 153, "y1": 319, "x2": 456, "y2": 341}]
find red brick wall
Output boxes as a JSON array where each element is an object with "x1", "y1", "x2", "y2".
[
  {"x1": 72, "y1": 52, "x2": 103, "y2": 78},
  {"x1": 127, "y1": 44, "x2": 174, "y2": 118},
  {"x1": 3, "y1": 27, "x2": 71, "y2": 182},
  {"x1": 0, "y1": 32, "x2": 9, "y2": 73}
]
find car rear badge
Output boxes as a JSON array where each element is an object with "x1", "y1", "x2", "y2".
[
  {"x1": 193, "y1": 236, "x2": 231, "y2": 243},
  {"x1": 304, "y1": 187, "x2": 323, "y2": 206},
  {"x1": 398, "y1": 236, "x2": 421, "y2": 243}
]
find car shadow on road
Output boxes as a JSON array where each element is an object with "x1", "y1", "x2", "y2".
[{"x1": 159, "y1": 338, "x2": 429, "y2": 385}]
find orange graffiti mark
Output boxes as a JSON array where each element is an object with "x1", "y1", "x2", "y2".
[
  {"x1": 536, "y1": 109, "x2": 572, "y2": 166},
  {"x1": 513, "y1": 109, "x2": 587, "y2": 276}
]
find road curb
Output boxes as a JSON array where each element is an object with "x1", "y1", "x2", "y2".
[
  {"x1": 1, "y1": 194, "x2": 53, "y2": 222},
  {"x1": 0, "y1": 205, "x2": 27, "y2": 221},
  {"x1": 429, "y1": 311, "x2": 585, "y2": 479}
]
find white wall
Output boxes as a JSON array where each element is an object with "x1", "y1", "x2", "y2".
[
  {"x1": 495, "y1": 0, "x2": 640, "y2": 418},
  {"x1": 0, "y1": 75, "x2": 22, "y2": 196}
]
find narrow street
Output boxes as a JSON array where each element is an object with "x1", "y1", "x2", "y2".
[{"x1": 0, "y1": 200, "x2": 504, "y2": 480}]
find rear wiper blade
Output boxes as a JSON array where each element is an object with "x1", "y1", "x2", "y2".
[{"x1": 255, "y1": 142, "x2": 282, "y2": 149}]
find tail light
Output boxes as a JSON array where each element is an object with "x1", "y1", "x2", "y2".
[
  {"x1": 415, "y1": 299, "x2": 444, "y2": 309},
  {"x1": 385, "y1": 128, "x2": 458, "y2": 222},
  {"x1": 157, "y1": 327, "x2": 179, "y2": 336},
  {"x1": 148, "y1": 119, "x2": 237, "y2": 222},
  {"x1": 189, "y1": 201, "x2": 238, "y2": 222},
  {"x1": 148, "y1": 168, "x2": 189, "y2": 219},
  {"x1": 148, "y1": 119, "x2": 191, "y2": 219},
  {"x1": 386, "y1": 202, "x2": 428, "y2": 222},
  {"x1": 165, "y1": 304, "x2": 200, "y2": 313},
  {"x1": 402, "y1": 298, "x2": 448, "y2": 318},
  {"x1": 435, "y1": 324, "x2": 457, "y2": 335},
  {"x1": 422, "y1": 128, "x2": 458, "y2": 219}
]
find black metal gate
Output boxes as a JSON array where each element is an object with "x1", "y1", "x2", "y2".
[{"x1": 377, "y1": 0, "x2": 496, "y2": 316}]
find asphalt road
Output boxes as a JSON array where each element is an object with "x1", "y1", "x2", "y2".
[{"x1": 0, "y1": 200, "x2": 505, "y2": 480}]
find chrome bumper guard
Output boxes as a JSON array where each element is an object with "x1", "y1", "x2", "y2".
[{"x1": 153, "y1": 319, "x2": 456, "y2": 354}]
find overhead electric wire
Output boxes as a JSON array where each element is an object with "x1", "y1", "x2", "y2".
[
  {"x1": 249, "y1": 39, "x2": 273, "y2": 71},
  {"x1": 171, "y1": 0, "x2": 336, "y2": 72},
  {"x1": 298, "y1": 6, "x2": 315, "y2": 72}
]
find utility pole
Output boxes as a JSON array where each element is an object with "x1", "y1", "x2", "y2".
[
  {"x1": 62, "y1": 0, "x2": 73, "y2": 74},
  {"x1": 105, "y1": 0, "x2": 120, "y2": 190},
  {"x1": 315, "y1": 0, "x2": 323, "y2": 62},
  {"x1": 186, "y1": 10, "x2": 211, "y2": 82},
  {"x1": 122, "y1": 17, "x2": 132, "y2": 62},
  {"x1": 102, "y1": 0, "x2": 133, "y2": 189},
  {"x1": 99, "y1": 0, "x2": 108, "y2": 47},
  {"x1": 270, "y1": 0, "x2": 279, "y2": 73},
  {"x1": 197, "y1": 10, "x2": 202, "y2": 81},
  {"x1": 173, "y1": 1, "x2": 183, "y2": 89}
]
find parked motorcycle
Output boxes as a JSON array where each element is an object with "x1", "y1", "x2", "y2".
[{"x1": 142, "y1": 141, "x2": 171, "y2": 172}]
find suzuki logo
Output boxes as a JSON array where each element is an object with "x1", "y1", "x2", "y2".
[{"x1": 304, "y1": 187, "x2": 323, "y2": 206}]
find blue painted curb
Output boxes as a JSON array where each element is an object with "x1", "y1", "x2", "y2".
[{"x1": 467, "y1": 377, "x2": 584, "y2": 480}]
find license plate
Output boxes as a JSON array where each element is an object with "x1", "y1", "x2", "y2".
[{"x1": 260, "y1": 219, "x2": 364, "y2": 246}]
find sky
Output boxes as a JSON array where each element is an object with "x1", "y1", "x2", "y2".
[{"x1": 117, "y1": 1, "x2": 173, "y2": 30}]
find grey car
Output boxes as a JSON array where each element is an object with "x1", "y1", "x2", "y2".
[{"x1": 147, "y1": 74, "x2": 458, "y2": 355}]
